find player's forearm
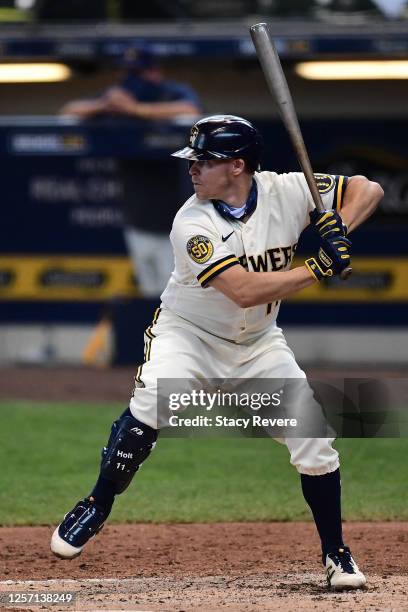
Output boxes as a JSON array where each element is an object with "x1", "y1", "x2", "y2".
[
  {"x1": 340, "y1": 175, "x2": 384, "y2": 233},
  {"x1": 212, "y1": 265, "x2": 315, "y2": 308},
  {"x1": 59, "y1": 99, "x2": 105, "y2": 119},
  {"x1": 133, "y1": 101, "x2": 200, "y2": 119},
  {"x1": 241, "y1": 266, "x2": 315, "y2": 306}
]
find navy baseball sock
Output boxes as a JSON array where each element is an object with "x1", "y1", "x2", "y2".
[
  {"x1": 300, "y1": 468, "x2": 344, "y2": 564},
  {"x1": 89, "y1": 476, "x2": 116, "y2": 516}
]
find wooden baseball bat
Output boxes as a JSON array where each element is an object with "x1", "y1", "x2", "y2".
[{"x1": 249, "y1": 22, "x2": 352, "y2": 280}]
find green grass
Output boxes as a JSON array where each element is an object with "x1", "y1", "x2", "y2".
[{"x1": 1, "y1": 402, "x2": 407, "y2": 525}]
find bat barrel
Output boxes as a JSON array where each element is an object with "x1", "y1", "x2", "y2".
[
  {"x1": 250, "y1": 22, "x2": 325, "y2": 213},
  {"x1": 250, "y1": 22, "x2": 352, "y2": 280}
]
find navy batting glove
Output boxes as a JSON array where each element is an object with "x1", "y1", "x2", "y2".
[
  {"x1": 309, "y1": 209, "x2": 348, "y2": 240},
  {"x1": 305, "y1": 236, "x2": 352, "y2": 281}
]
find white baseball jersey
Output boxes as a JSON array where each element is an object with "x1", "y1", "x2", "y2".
[{"x1": 161, "y1": 171, "x2": 347, "y2": 343}]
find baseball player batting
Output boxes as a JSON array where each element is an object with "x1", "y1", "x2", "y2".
[{"x1": 51, "y1": 115, "x2": 383, "y2": 590}]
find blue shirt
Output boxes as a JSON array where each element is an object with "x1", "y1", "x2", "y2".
[{"x1": 120, "y1": 73, "x2": 201, "y2": 108}]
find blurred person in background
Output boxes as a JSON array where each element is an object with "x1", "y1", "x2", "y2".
[
  {"x1": 60, "y1": 46, "x2": 201, "y2": 122},
  {"x1": 60, "y1": 47, "x2": 202, "y2": 297}
]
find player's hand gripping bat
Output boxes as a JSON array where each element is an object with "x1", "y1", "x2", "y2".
[{"x1": 249, "y1": 22, "x2": 352, "y2": 280}]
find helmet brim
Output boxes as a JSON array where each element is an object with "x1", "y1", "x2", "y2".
[{"x1": 171, "y1": 146, "x2": 230, "y2": 161}]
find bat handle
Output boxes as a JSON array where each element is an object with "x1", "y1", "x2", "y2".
[{"x1": 340, "y1": 267, "x2": 352, "y2": 280}]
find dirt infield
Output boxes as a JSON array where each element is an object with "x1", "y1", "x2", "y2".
[
  {"x1": 0, "y1": 364, "x2": 406, "y2": 404},
  {"x1": 1, "y1": 522, "x2": 407, "y2": 611},
  {"x1": 0, "y1": 366, "x2": 138, "y2": 404},
  {"x1": 1, "y1": 367, "x2": 407, "y2": 610}
]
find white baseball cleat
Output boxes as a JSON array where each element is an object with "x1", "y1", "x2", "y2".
[
  {"x1": 325, "y1": 546, "x2": 367, "y2": 590},
  {"x1": 50, "y1": 527, "x2": 83, "y2": 559},
  {"x1": 50, "y1": 497, "x2": 106, "y2": 560}
]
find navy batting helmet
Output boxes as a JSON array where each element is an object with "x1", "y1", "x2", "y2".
[{"x1": 172, "y1": 115, "x2": 263, "y2": 171}]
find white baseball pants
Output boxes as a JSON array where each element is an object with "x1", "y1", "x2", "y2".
[{"x1": 129, "y1": 308, "x2": 339, "y2": 476}]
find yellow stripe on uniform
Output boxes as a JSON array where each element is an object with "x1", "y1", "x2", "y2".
[
  {"x1": 134, "y1": 364, "x2": 143, "y2": 384},
  {"x1": 145, "y1": 328, "x2": 155, "y2": 340},
  {"x1": 145, "y1": 336, "x2": 154, "y2": 362},
  {"x1": 144, "y1": 307, "x2": 161, "y2": 363},
  {"x1": 137, "y1": 307, "x2": 161, "y2": 383},
  {"x1": 336, "y1": 175, "x2": 345, "y2": 212},
  {"x1": 199, "y1": 257, "x2": 238, "y2": 286},
  {"x1": 152, "y1": 307, "x2": 161, "y2": 324}
]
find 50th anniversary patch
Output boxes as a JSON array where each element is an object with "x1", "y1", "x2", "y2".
[
  {"x1": 314, "y1": 173, "x2": 335, "y2": 194},
  {"x1": 187, "y1": 235, "x2": 214, "y2": 264}
]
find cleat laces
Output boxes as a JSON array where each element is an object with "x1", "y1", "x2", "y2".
[{"x1": 328, "y1": 546, "x2": 355, "y2": 574}]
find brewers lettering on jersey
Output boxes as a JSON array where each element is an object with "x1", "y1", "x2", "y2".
[{"x1": 50, "y1": 115, "x2": 383, "y2": 592}]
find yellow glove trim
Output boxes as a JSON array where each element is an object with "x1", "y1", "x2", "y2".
[
  {"x1": 305, "y1": 258, "x2": 334, "y2": 281},
  {"x1": 315, "y1": 211, "x2": 333, "y2": 226},
  {"x1": 304, "y1": 258, "x2": 320, "y2": 281},
  {"x1": 320, "y1": 219, "x2": 337, "y2": 231}
]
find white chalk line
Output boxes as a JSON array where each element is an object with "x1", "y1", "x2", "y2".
[
  {"x1": 1, "y1": 578, "x2": 142, "y2": 585},
  {"x1": 0, "y1": 573, "x2": 322, "y2": 587}
]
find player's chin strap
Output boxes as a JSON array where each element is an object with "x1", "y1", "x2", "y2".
[{"x1": 212, "y1": 178, "x2": 258, "y2": 221}]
